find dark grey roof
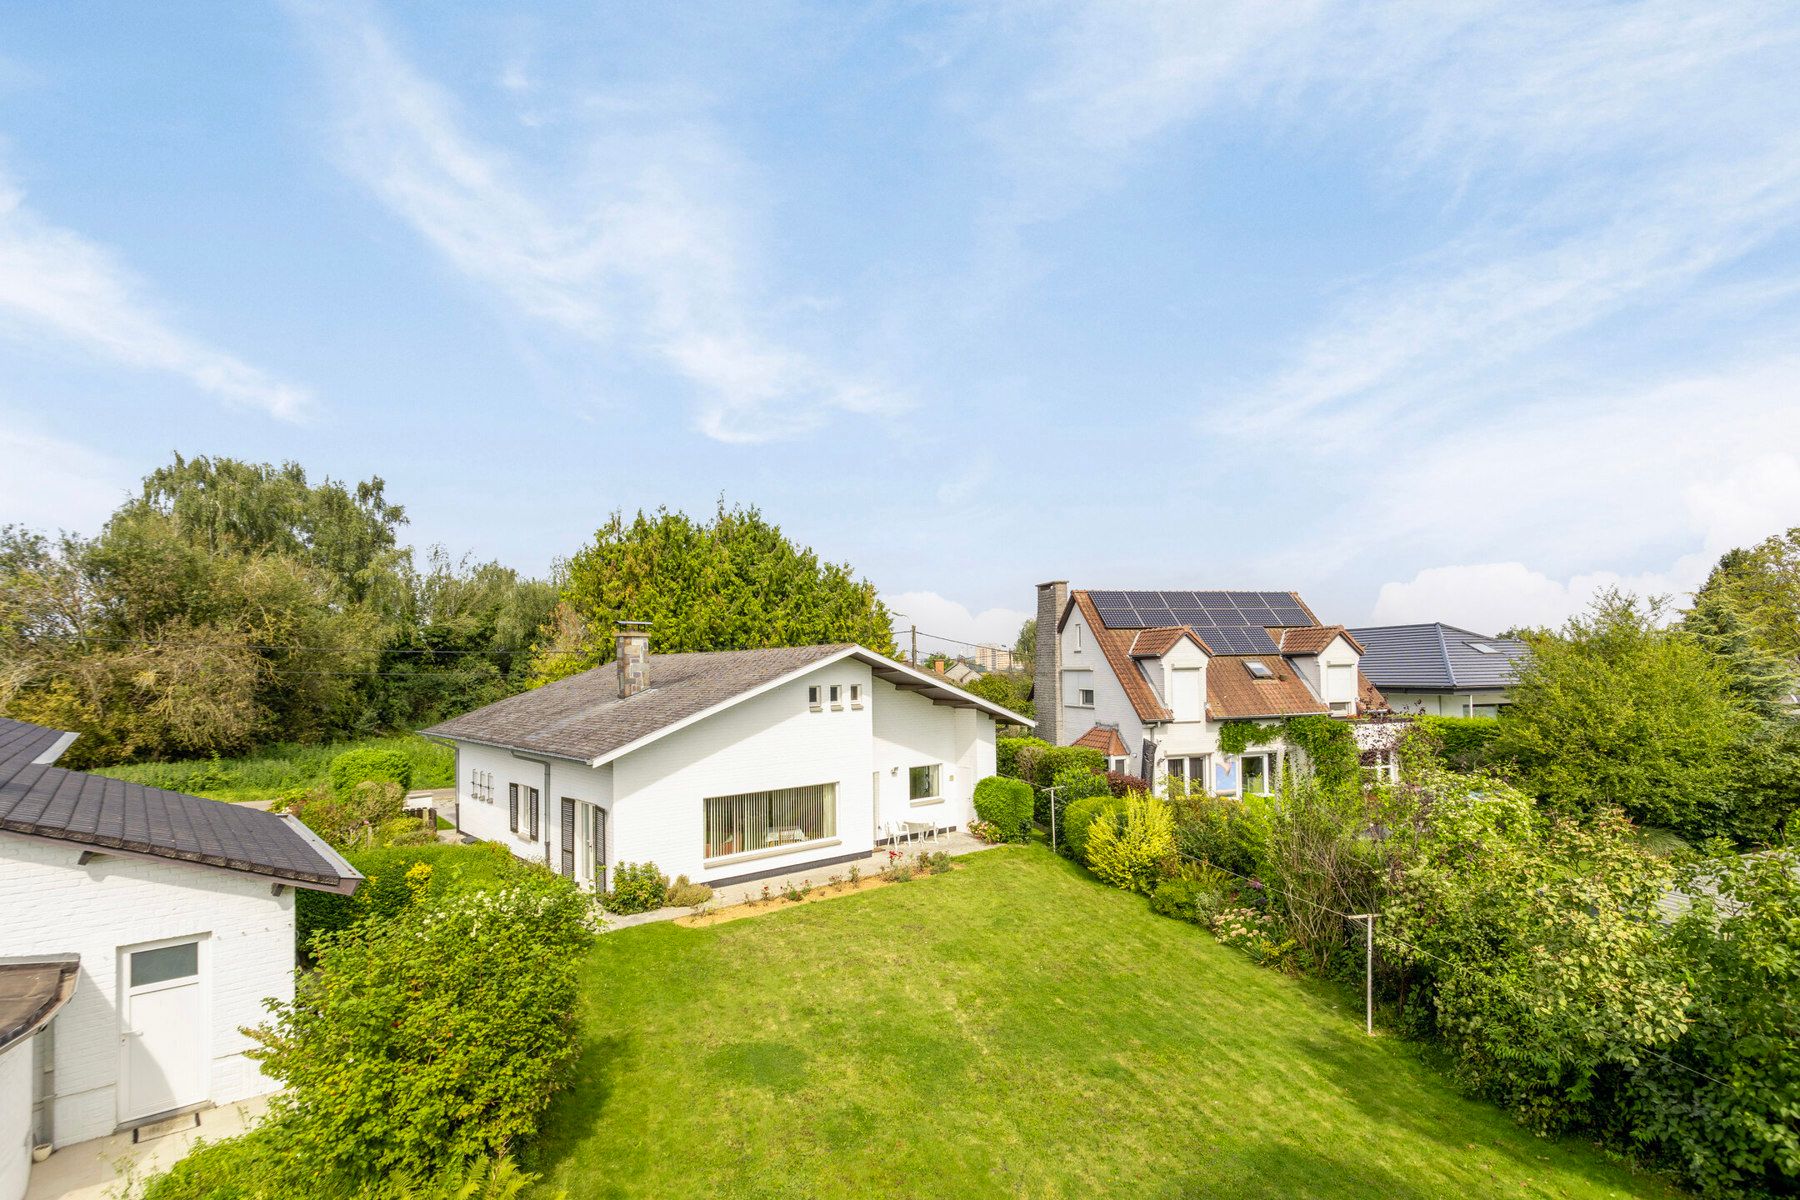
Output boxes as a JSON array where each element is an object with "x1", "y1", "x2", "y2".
[
  {"x1": 0, "y1": 720, "x2": 360, "y2": 894},
  {"x1": 1347, "y1": 623, "x2": 1529, "y2": 692},
  {"x1": 0, "y1": 955, "x2": 78, "y2": 1052},
  {"x1": 0, "y1": 717, "x2": 78, "y2": 771},
  {"x1": 422, "y1": 642, "x2": 1030, "y2": 764}
]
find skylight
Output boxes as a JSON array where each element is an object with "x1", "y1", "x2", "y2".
[
  {"x1": 1244, "y1": 660, "x2": 1273, "y2": 679},
  {"x1": 1468, "y1": 642, "x2": 1501, "y2": 654}
]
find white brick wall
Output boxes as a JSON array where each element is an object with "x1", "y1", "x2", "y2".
[
  {"x1": 1, "y1": 1039, "x2": 28, "y2": 1200},
  {"x1": 0, "y1": 836, "x2": 296, "y2": 1147}
]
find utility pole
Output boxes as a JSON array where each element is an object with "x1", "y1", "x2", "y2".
[
  {"x1": 1348, "y1": 914, "x2": 1377, "y2": 1035},
  {"x1": 910, "y1": 624, "x2": 918, "y2": 668}
]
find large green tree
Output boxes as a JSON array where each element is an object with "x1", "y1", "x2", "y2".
[
  {"x1": 530, "y1": 502, "x2": 894, "y2": 684},
  {"x1": 1493, "y1": 592, "x2": 1754, "y2": 838},
  {"x1": 1, "y1": 456, "x2": 551, "y2": 765},
  {"x1": 1692, "y1": 528, "x2": 1800, "y2": 665}
]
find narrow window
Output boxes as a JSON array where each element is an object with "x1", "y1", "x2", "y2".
[
  {"x1": 1072, "y1": 624, "x2": 1082, "y2": 652},
  {"x1": 829, "y1": 684, "x2": 843, "y2": 708},
  {"x1": 808, "y1": 684, "x2": 822, "y2": 710},
  {"x1": 849, "y1": 683, "x2": 863, "y2": 708}
]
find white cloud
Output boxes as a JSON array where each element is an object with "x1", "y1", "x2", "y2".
[
  {"x1": 885, "y1": 590, "x2": 1030, "y2": 653},
  {"x1": 0, "y1": 418, "x2": 129, "y2": 533},
  {"x1": 0, "y1": 170, "x2": 310, "y2": 420},
  {"x1": 293, "y1": 2, "x2": 900, "y2": 443},
  {"x1": 1369, "y1": 447, "x2": 1800, "y2": 632}
]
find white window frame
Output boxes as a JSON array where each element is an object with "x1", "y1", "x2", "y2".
[
  {"x1": 1077, "y1": 687, "x2": 1096, "y2": 707},
  {"x1": 1164, "y1": 754, "x2": 1209, "y2": 791},
  {"x1": 703, "y1": 783, "x2": 840, "y2": 865},
  {"x1": 1240, "y1": 753, "x2": 1276, "y2": 796},
  {"x1": 807, "y1": 684, "x2": 823, "y2": 711},
  {"x1": 510, "y1": 783, "x2": 540, "y2": 839},
  {"x1": 1071, "y1": 623, "x2": 1082, "y2": 652},
  {"x1": 829, "y1": 684, "x2": 843, "y2": 710},
  {"x1": 850, "y1": 683, "x2": 863, "y2": 709},
  {"x1": 909, "y1": 763, "x2": 942, "y2": 805}
]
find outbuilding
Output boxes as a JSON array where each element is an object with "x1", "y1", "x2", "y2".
[{"x1": 0, "y1": 717, "x2": 360, "y2": 1200}]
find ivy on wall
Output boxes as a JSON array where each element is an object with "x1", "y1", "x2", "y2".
[{"x1": 1216, "y1": 715, "x2": 1360, "y2": 793}]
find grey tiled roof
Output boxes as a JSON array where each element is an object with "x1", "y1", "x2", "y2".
[
  {"x1": 0, "y1": 718, "x2": 361, "y2": 893},
  {"x1": 422, "y1": 643, "x2": 858, "y2": 763},
  {"x1": 0, "y1": 718, "x2": 76, "y2": 772},
  {"x1": 1347, "y1": 623, "x2": 1528, "y2": 691}
]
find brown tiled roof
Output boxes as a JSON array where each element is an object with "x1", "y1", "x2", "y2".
[
  {"x1": 1128, "y1": 628, "x2": 1208, "y2": 657},
  {"x1": 1275, "y1": 625, "x2": 1365, "y2": 655},
  {"x1": 1070, "y1": 593, "x2": 1171, "y2": 722},
  {"x1": 1072, "y1": 725, "x2": 1128, "y2": 757},
  {"x1": 1358, "y1": 672, "x2": 1389, "y2": 712},
  {"x1": 1206, "y1": 656, "x2": 1329, "y2": 719}
]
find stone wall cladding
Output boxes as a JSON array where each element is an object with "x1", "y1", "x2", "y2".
[{"x1": 1035, "y1": 581, "x2": 1068, "y2": 746}]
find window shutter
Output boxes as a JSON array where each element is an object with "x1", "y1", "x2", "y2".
[
  {"x1": 560, "y1": 798, "x2": 576, "y2": 878},
  {"x1": 529, "y1": 789, "x2": 541, "y2": 840},
  {"x1": 509, "y1": 783, "x2": 519, "y2": 833}
]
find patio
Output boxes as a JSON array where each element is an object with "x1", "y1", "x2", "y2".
[{"x1": 604, "y1": 829, "x2": 995, "y2": 929}]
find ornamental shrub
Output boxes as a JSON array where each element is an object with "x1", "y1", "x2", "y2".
[
  {"x1": 1626, "y1": 848, "x2": 1800, "y2": 1195},
  {"x1": 1063, "y1": 793, "x2": 1126, "y2": 862},
  {"x1": 1415, "y1": 715, "x2": 1502, "y2": 771},
  {"x1": 1085, "y1": 793, "x2": 1175, "y2": 893},
  {"x1": 973, "y1": 775, "x2": 1033, "y2": 841},
  {"x1": 996, "y1": 736, "x2": 1048, "y2": 780},
  {"x1": 246, "y1": 872, "x2": 600, "y2": 1186},
  {"x1": 1047, "y1": 766, "x2": 1109, "y2": 840},
  {"x1": 287, "y1": 780, "x2": 408, "y2": 851},
  {"x1": 605, "y1": 861, "x2": 669, "y2": 913},
  {"x1": 327, "y1": 745, "x2": 414, "y2": 800},
  {"x1": 294, "y1": 841, "x2": 520, "y2": 957},
  {"x1": 1103, "y1": 770, "x2": 1147, "y2": 797},
  {"x1": 1149, "y1": 877, "x2": 1206, "y2": 923}
]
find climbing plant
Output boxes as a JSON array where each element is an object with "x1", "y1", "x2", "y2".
[
  {"x1": 1217, "y1": 720, "x2": 1280, "y2": 756},
  {"x1": 1216, "y1": 716, "x2": 1359, "y2": 794}
]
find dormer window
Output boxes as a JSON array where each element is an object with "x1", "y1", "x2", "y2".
[{"x1": 1244, "y1": 660, "x2": 1273, "y2": 679}]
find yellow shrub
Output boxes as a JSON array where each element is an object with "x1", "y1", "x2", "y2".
[{"x1": 1086, "y1": 793, "x2": 1175, "y2": 894}]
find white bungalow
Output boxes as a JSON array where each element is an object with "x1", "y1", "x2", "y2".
[{"x1": 422, "y1": 631, "x2": 1031, "y2": 891}]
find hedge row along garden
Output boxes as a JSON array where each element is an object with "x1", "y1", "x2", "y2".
[{"x1": 983, "y1": 721, "x2": 1798, "y2": 1198}]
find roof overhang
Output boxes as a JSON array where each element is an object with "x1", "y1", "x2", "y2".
[
  {"x1": 0, "y1": 954, "x2": 79, "y2": 1053},
  {"x1": 0, "y1": 822, "x2": 361, "y2": 895}
]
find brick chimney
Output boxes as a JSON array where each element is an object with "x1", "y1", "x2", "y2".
[
  {"x1": 1035, "y1": 581, "x2": 1067, "y2": 745},
  {"x1": 615, "y1": 622, "x2": 651, "y2": 699}
]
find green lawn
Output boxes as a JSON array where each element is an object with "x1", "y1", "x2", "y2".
[
  {"x1": 90, "y1": 734, "x2": 453, "y2": 803},
  {"x1": 528, "y1": 846, "x2": 1679, "y2": 1200}
]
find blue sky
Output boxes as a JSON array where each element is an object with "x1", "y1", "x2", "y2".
[{"x1": 4, "y1": 2, "x2": 1799, "y2": 650}]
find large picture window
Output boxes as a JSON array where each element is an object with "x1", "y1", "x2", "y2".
[{"x1": 704, "y1": 783, "x2": 837, "y2": 861}]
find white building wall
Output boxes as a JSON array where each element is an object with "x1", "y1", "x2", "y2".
[
  {"x1": 1056, "y1": 608, "x2": 1147, "y2": 756},
  {"x1": 1382, "y1": 690, "x2": 1509, "y2": 717},
  {"x1": 0, "y1": 837, "x2": 295, "y2": 1147},
  {"x1": 1, "y1": 1039, "x2": 28, "y2": 1200},
  {"x1": 871, "y1": 680, "x2": 981, "y2": 836}
]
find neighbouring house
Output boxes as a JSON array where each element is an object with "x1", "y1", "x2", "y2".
[
  {"x1": 1033, "y1": 584, "x2": 1386, "y2": 796},
  {"x1": 422, "y1": 631, "x2": 1031, "y2": 893},
  {"x1": 0, "y1": 717, "x2": 361, "y2": 1200},
  {"x1": 1346, "y1": 623, "x2": 1529, "y2": 717}
]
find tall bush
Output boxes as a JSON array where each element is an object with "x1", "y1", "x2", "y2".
[
  {"x1": 972, "y1": 776, "x2": 1033, "y2": 841},
  {"x1": 1063, "y1": 793, "x2": 1126, "y2": 863},
  {"x1": 1627, "y1": 848, "x2": 1800, "y2": 1194},
  {"x1": 1414, "y1": 716, "x2": 1501, "y2": 772},
  {"x1": 1047, "y1": 766, "x2": 1109, "y2": 841},
  {"x1": 996, "y1": 736, "x2": 1047, "y2": 781},
  {"x1": 328, "y1": 745, "x2": 414, "y2": 800},
  {"x1": 1084, "y1": 793, "x2": 1175, "y2": 893},
  {"x1": 249, "y1": 873, "x2": 600, "y2": 1184}
]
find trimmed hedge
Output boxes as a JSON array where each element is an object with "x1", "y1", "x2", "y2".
[
  {"x1": 973, "y1": 776, "x2": 1034, "y2": 841},
  {"x1": 1062, "y1": 793, "x2": 1127, "y2": 862},
  {"x1": 327, "y1": 746, "x2": 414, "y2": 800},
  {"x1": 997, "y1": 737, "x2": 1048, "y2": 780},
  {"x1": 1047, "y1": 766, "x2": 1109, "y2": 839}
]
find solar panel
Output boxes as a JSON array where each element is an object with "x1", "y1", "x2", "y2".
[{"x1": 1248, "y1": 629, "x2": 1279, "y2": 654}]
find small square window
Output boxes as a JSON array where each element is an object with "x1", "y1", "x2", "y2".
[
  {"x1": 909, "y1": 764, "x2": 940, "y2": 801},
  {"x1": 1078, "y1": 688, "x2": 1095, "y2": 706},
  {"x1": 808, "y1": 685, "x2": 822, "y2": 709}
]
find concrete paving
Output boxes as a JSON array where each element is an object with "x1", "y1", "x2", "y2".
[{"x1": 24, "y1": 1094, "x2": 271, "y2": 1200}]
